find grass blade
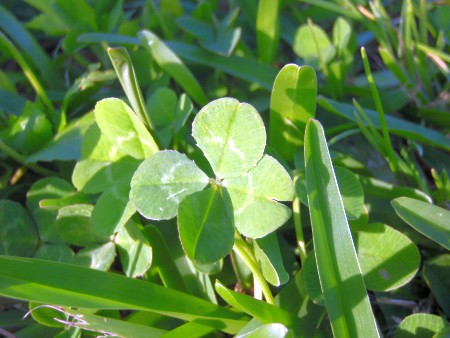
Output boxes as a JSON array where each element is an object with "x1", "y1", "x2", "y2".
[
  {"x1": 0, "y1": 4, "x2": 63, "y2": 88},
  {"x1": 256, "y1": 0, "x2": 280, "y2": 63},
  {"x1": 318, "y1": 96, "x2": 450, "y2": 151},
  {"x1": 304, "y1": 119, "x2": 380, "y2": 338},
  {"x1": 108, "y1": 47, "x2": 155, "y2": 132},
  {"x1": 0, "y1": 256, "x2": 247, "y2": 334},
  {"x1": 0, "y1": 32, "x2": 58, "y2": 129},
  {"x1": 391, "y1": 197, "x2": 450, "y2": 250},
  {"x1": 138, "y1": 30, "x2": 208, "y2": 106}
]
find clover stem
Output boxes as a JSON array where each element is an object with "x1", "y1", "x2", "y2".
[
  {"x1": 293, "y1": 197, "x2": 307, "y2": 265},
  {"x1": 232, "y1": 232, "x2": 275, "y2": 305}
]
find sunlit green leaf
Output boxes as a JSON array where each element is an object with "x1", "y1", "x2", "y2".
[
  {"x1": 269, "y1": 64, "x2": 316, "y2": 162},
  {"x1": 293, "y1": 23, "x2": 335, "y2": 68},
  {"x1": 94, "y1": 98, "x2": 158, "y2": 159},
  {"x1": 71, "y1": 242, "x2": 116, "y2": 271},
  {"x1": 253, "y1": 233, "x2": 289, "y2": 286},
  {"x1": 192, "y1": 98, "x2": 266, "y2": 179},
  {"x1": 355, "y1": 222, "x2": 420, "y2": 291},
  {"x1": 130, "y1": 150, "x2": 209, "y2": 220},
  {"x1": 139, "y1": 30, "x2": 208, "y2": 106},
  {"x1": 223, "y1": 155, "x2": 294, "y2": 238},
  {"x1": 393, "y1": 313, "x2": 448, "y2": 338}
]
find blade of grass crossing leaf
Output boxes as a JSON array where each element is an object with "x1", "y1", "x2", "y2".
[
  {"x1": 108, "y1": 47, "x2": 155, "y2": 132},
  {"x1": 143, "y1": 225, "x2": 189, "y2": 293},
  {"x1": 0, "y1": 32, "x2": 58, "y2": 129},
  {"x1": 0, "y1": 256, "x2": 247, "y2": 334},
  {"x1": 215, "y1": 281, "x2": 307, "y2": 337},
  {"x1": 256, "y1": 0, "x2": 280, "y2": 63},
  {"x1": 304, "y1": 119, "x2": 380, "y2": 338},
  {"x1": 138, "y1": 30, "x2": 208, "y2": 106}
]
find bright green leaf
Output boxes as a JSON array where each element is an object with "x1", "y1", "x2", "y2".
[
  {"x1": 355, "y1": 222, "x2": 420, "y2": 291},
  {"x1": 393, "y1": 313, "x2": 448, "y2": 338},
  {"x1": 293, "y1": 24, "x2": 336, "y2": 68},
  {"x1": 237, "y1": 323, "x2": 293, "y2": 338},
  {"x1": 269, "y1": 64, "x2": 316, "y2": 161},
  {"x1": 130, "y1": 150, "x2": 209, "y2": 220},
  {"x1": 391, "y1": 197, "x2": 450, "y2": 250},
  {"x1": 192, "y1": 98, "x2": 266, "y2": 179},
  {"x1": 94, "y1": 98, "x2": 158, "y2": 159},
  {"x1": 256, "y1": 0, "x2": 280, "y2": 63},
  {"x1": 253, "y1": 233, "x2": 289, "y2": 286},
  {"x1": 223, "y1": 155, "x2": 294, "y2": 238},
  {"x1": 81, "y1": 123, "x2": 127, "y2": 162},
  {"x1": 71, "y1": 242, "x2": 116, "y2": 271},
  {"x1": 215, "y1": 281, "x2": 306, "y2": 336}
]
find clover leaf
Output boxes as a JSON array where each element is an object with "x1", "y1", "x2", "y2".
[{"x1": 130, "y1": 98, "x2": 294, "y2": 264}]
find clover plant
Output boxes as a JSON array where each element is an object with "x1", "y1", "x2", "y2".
[{"x1": 130, "y1": 97, "x2": 294, "y2": 265}]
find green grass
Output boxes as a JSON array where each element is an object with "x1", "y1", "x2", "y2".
[{"x1": 0, "y1": 1, "x2": 449, "y2": 337}]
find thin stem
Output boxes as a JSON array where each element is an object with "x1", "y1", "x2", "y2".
[
  {"x1": 233, "y1": 232, "x2": 275, "y2": 305},
  {"x1": 0, "y1": 141, "x2": 59, "y2": 177},
  {"x1": 293, "y1": 197, "x2": 307, "y2": 265}
]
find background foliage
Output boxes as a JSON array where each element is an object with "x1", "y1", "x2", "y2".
[{"x1": 0, "y1": 0, "x2": 449, "y2": 337}]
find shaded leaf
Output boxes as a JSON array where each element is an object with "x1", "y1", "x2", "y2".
[
  {"x1": 115, "y1": 220, "x2": 152, "y2": 278},
  {"x1": 56, "y1": 204, "x2": 108, "y2": 246},
  {"x1": 26, "y1": 112, "x2": 95, "y2": 163},
  {"x1": 26, "y1": 177, "x2": 75, "y2": 243},
  {"x1": 423, "y1": 254, "x2": 450, "y2": 317},
  {"x1": 33, "y1": 244, "x2": 74, "y2": 263},
  {"x1": 178, "y1": 189, "x2": 233, "y2": 264},
  {"x1": 0, "y1": 199, "x2": 39, "y2": 256}
]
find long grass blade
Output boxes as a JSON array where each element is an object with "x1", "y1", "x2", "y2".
[
  {"x1": 304, "y1": 119, "x2": 380, "y2": 338},
  {"x1": 0, "y1": 256, "x2": 247, "y2": 334}
]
